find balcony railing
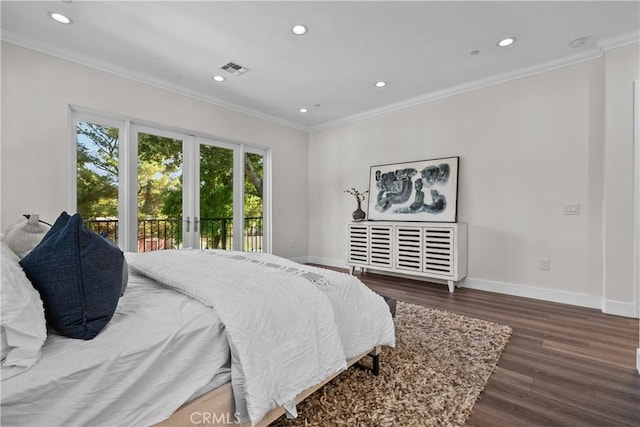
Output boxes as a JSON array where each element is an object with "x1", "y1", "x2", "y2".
[{"x1": 86, "y1": 217, "x2": 263, "y2": 252}]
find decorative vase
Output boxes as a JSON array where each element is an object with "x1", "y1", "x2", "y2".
[{"x1": 352, "y1": 200, "x2": 366, "y2": 222}]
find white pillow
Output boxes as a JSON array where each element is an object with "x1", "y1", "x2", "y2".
[
  {"x1": 2, "y1": 215, "x2": 51, "y2": 259},
  {"x1": 1, "y1": 241, "x2": 47, "y2": 371}
]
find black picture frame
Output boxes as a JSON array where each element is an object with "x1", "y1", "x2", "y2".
[{"x1": 367, "y1": 156, "x2": 459, "y2": 222}]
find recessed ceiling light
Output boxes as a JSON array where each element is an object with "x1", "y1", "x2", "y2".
[
  {"x1": 48, "y1": 11, "x2": 72, "y2": 24},
  {"x1": 292, "y1": 25, "x2": 308, "y2": 36},
  {"x1": 470, "y1": 50, "x2": 480, "y2": 56},
  {"x1": 497, "y1": 37, "x2": 516, "y2": 47},
  {"x1": 569, "y1": 37, "x2": 589, "y2": 48},
  {"x1": 375, "y1": 81, "x2": 387, "y2": 88},
  {"x1": 299, "y1": 108, "x2": 308, "y2": 113},
  {"x1": 212, "y1": 75, "x2": 225, "y2": 82}
]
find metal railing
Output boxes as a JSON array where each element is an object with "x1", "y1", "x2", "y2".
[
  {"x1": 138, "y1": 218, "x2": 183, "y2": 252},
  {"x1": 85, "y1": 217, "x2": 263, "y2": 252}
]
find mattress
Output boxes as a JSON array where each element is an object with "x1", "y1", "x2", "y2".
[{"x1": 1, "y1": 271, "x2": 231, "y2": 427}]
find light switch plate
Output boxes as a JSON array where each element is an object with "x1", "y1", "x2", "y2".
[{"x1": 564, "y1": 204, "x2": 580, "y2": 215}]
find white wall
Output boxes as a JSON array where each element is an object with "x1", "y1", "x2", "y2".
[
  {"x1": 0, "y1": 42, "x2": 309, "y2": 259},
  {"x1": 2, "y1": 41, "x2": 637, "y2": 316},
  {"x1": 308, "y1": 45, "x2": 639, "y2": 316}
]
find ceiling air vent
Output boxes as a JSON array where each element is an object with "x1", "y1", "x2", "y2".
[{"x1": 220, "y1": 61, "x2": 250, "y2": 77}]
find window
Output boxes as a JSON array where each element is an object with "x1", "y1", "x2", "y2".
[
  {"x1": 75, "y1": 118, "x2": 123, "y2": 242},
  {"x1": 243, "y1": 151, "x2": 264, "y2": 252},
  {"x1": 198, "y1": 143, "x2": 235, "y2": 250},
  {"x1": 135, "y1": 127, "x2": 185, "y2": 252},
  {"x1": 72, "y1": 110, "x2": 270, "y2": 253}
]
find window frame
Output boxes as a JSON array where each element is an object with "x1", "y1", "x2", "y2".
[{"x1": 69, "y1": 107, "x2": 272, "y2": 254}]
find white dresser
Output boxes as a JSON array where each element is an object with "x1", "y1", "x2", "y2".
[{"x1": 347, "y1": 221, "x2": 467, "y2": 292}]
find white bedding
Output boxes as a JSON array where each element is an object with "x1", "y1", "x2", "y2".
[
  {"x1": 126, "y1": 250, "x2": 396, "y2": 426},
  {"x1": 1, "y1": 272, "x2": 231, "y2": 427},
  {"x1": 2, "y1": 250, "x2": 395, "y2": 427}
]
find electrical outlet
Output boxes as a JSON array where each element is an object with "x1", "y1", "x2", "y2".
[
  {"x1": 539, "y1": 259, "x2": 550, "y2": 271},
  {"x1": 564, "y1": 204, "x2": 580, "y2": 215}
]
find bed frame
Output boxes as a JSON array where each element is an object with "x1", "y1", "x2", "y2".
[{"x1": 155, "y1": 346, "x2": 381, "y2": 427}]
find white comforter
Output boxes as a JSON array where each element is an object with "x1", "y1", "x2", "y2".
[
  {"x1": 1, "y1": 273, "x2": 231, "y2": 427},
  {"x1": 126, "y1": 250, "x2": 395, "y2": 426}
]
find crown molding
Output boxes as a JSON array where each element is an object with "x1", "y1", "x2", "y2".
[
  {"x1": 309, "y1": 35, "x2": 638, "y2": 133},
  {"x1": 309, "y1": 46, "x2": 606, "y2": 132},
  {"x1": 598, "y1": 30, "x2": 640, "y2": 51},
  {"x1": 4, "y1": 28, "x2": 638, "y2": 135},
  {"x1": 1, "y1": 30, "x2": 308, "y2": 132}
]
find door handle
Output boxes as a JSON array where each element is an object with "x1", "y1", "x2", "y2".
[
  {"x1": 194, "y1": 217, "x2": 199, "y2": 233},
  {"x1": 184, "y1": 217, "x2": 191, "y2": 232}
]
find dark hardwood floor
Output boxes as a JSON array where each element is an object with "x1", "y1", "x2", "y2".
[{"x1": 350, "y1": 269, "x2": 640, "y2": 427}]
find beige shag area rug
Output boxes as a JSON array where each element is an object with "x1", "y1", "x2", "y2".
[{"x1": 272, "y1": 301, "x2": 512, "y2": 427}]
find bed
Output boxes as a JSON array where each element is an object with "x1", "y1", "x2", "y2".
[{"x1": 1, "y1": 243, "x2": 395, "y2": 426}]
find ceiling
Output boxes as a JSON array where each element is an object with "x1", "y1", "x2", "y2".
[{"x1": 2, "y1": 1, "x2": 639, "y2": 131}]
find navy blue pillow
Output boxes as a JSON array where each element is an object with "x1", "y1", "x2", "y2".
[
  {"x1": 20, "y1": 212, "x2": 124, "y2": 340},
  {"x1": 100, "y1": 231, "x2": 128, "y2": 296}
]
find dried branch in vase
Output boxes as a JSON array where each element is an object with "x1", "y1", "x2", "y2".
[{"x1": 343, "y1": 188, "x2": 368, "y2": 202}]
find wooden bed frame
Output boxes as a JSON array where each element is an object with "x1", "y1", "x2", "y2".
[{"x1": 155, "y1": 346, "x2": 381, "y2": 427}]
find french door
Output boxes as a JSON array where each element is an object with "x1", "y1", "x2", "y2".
[
  {"x1": 193, "y1": 139, "x2": 266, "y2": 253},
  {"x1": 74, "y1": 112, "x2": 268, "y2": 253},
  {"x1": 131, "y1": 126, "x2": 191, "y2": 252}
]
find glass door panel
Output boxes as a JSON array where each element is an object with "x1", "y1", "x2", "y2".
[
  {"x1": 137, "y1": 132, "x2": 184, "y2": 252},
  {"x1": 198, "y1": 144, "x2": 234, "y2": 250},
  {"x1": 244, "y1": 152, "x2": 264, "y2": 252},
  {"x1": 75, "y1": 113, "x2": 270, "y2": 254},
  {"x1": 76, "y1": 121, "x2": 120, "y2": 242}
]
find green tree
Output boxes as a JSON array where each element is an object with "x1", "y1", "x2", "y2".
[
  {"x1": 77, "y1": 124, "x2": 185, "y2": 219},
  {"x1": 161, "y1": 149, "x2": 263, "y2": 219},
  {"x1": 76, "y1": 123, "x2": 119, "y2": 219},
  {"x1": 244, "y1": 153, "x2": 264, "y2": 218},
  {"x1": 137, "y1": 133, "x2": 183, "y2": 218},
  {"x1": 77, "y1": 123, "x2": 264, "y2": 249}
]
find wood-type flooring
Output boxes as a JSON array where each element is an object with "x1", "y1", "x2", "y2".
[{"x1": 347, "y1": 269, "x2": 640, "y2": 427}]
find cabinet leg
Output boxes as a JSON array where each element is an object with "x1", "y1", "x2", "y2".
[
  {"x1": 447, "y1": 280, "x2": 455, "y2": 293},
  {"x1": 349, "y1": 266, "x2": 355, "y2": 275}
]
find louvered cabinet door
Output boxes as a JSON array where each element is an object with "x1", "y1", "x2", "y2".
[
  {"x1": 347, "y1": 224, "x2": 369, "y2": 265},
  {"x1": 369, "y1": 225, "x2": 392, "y2": 268},
  {"x1": 394, "y1": 226, "x2": 423, "y2": 272},
  {"x1": 423, "y1": 227, "x2": 454, "y2": 276},
  {"x1": 347, "y1": 221, "x2": 467, "y2": 293}
]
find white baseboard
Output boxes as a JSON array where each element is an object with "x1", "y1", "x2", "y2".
[
  {"x1": 462, "y1": 277, "x2": 602, "y2": 310},
  {"x1": 289, "y1": 256, "x2": 311, "y2": 265},
  {"x1": 305, "y1": 256, "x2": 346, "y2": 269},
  {"x1": 637, "y1": 349, "x2": 640, "y2": 374},
  {"x1": 601, "y1": 299, "x2": 638, "y2": 318},
  {"x1": 295, "y1": 256, "x2": 638, "y2": 318}
]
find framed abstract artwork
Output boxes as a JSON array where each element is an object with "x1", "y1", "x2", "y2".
[{"x1": 367, "y1": 156, "x2": 459, "y2": 222}]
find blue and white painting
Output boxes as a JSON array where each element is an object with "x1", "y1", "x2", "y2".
[{"x1": 367, "y1": 157, "x2": 459, "y2": 222}]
